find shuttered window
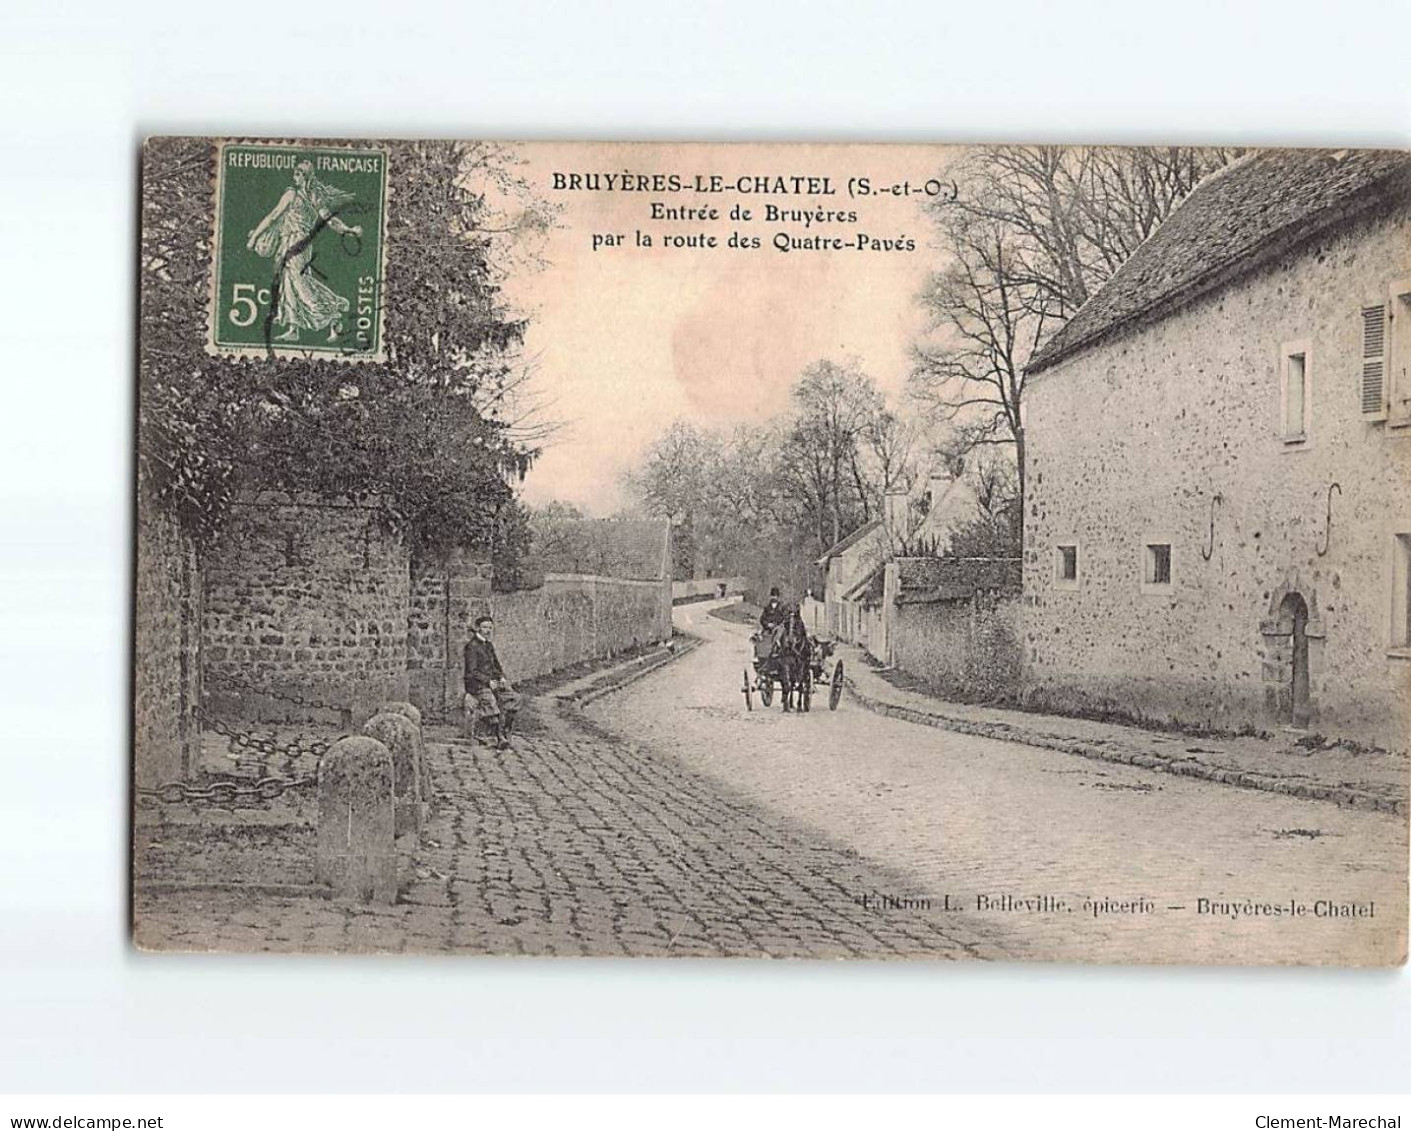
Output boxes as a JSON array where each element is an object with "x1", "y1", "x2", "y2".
[{"x1": 1362, "y1": 304, "x2": 1387, "y2": 418}]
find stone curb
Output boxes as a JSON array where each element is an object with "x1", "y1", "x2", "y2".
[
  {"x1": 843, "y1": 676, "x2": 1406, "y2": 817},
  {"x1": 560, "y1": 635, "x2": 705, "y2": 708}
]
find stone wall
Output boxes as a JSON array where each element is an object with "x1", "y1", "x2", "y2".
[
  {"x1": 1024, "y1": 201, "x2": 1411, "y2": 749},
  {"x1": 201, "y1": 496, "x2": 409, "y2": 725},
  {"x1": 407, "y1": 550, "x2": 494, "y2": 715},
  {"x1": 672, "y1": 576, "x2": 749, "y2": 603},
  {"x1": 890, "y1": 591, "x2": 1024, "y2": 703},
  {"x1": 133, "y1": 506, "x2": 202, "y2": 787},
  {"x1": 409, "y1": 557, "x2": 671, "y2": 717},
  {"x1": 495, "y1": 575, "x2": 671, "y2": 679},
  {"x1": 146, "y1": 502, "x2": 673, "y2": 747}
]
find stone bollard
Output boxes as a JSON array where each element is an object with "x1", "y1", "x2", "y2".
[
  {"x1": 315, "y1": 736, "x2": 397, "y2": 904},
  {"x1": 378, "y1": 701, "x2": 422, "y2": 728},
  {"x1": 377, "y1": 700, "x2": 432, "y2": 808},
  {"x1": 363, "y1": 711, "x2": 423, "y2": 836}
]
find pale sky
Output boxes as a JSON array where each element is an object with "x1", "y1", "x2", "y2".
[{"x1": 501, "y1": 142, "x2": 962, "y2": 515}]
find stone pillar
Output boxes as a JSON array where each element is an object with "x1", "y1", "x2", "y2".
[
  {"x1": 315, "y1": 736, "x2": 397, "y2": 904},
  {"x1": 442, "y1": 547, "x2": 494, "y2": 713},
  {"x1": 378, "y1": 700, "x2": 422, "y2": 728},
  {"x1": 363, "y1": 711, "x2": 423, "y2": 836},
  {"x1": 379, "y1": 701, "x2": 433, "y2": 805}
]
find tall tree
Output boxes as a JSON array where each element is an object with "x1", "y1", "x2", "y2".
[
  {"x1": 911, "y1": 145, "x2": 1236, "y2": 511},
  {"x1": 776, "y1": 359, "x2": 886, "y2": 551},
  {"x1": 623, "y1": 420, "x2": 725, "y2": 577},
  {"x1": 939, "y1": 145, "x2": 1237, "y2": 315},
  {"x1": 912, "y1": 209, "x2": 1048, "y2": 505}
]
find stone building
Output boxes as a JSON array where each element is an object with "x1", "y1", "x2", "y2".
[
  {"x1": 1022, "y1": 149, "x2": 1411, "y2": 751},
  {"x1": 815, "y1": 460, "x2": 981, "y2": 653},
  {"x1": 816, "y1": 516, "x2": 887, "y2": 644}
]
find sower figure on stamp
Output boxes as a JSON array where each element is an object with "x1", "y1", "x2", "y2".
[
  {"x1": 245, "y1": 160, "x2": 363, "y2": 345},
  {"x1": 463, "y1": 614, "x2": 520, "y2": 749}
]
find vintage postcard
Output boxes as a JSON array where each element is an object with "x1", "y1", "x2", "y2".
[{"x1": 134, "y1": 138, "x2": 1409, "y2": 964}]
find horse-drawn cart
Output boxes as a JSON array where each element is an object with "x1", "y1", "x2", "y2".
[{"x1": 742, "y1": 624, "x2": 844, "y2": 713}]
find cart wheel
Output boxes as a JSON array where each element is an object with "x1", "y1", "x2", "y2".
[
  {"x1": 742, "y1": 669, "x2": 753, "y2": 711},
  {"x1": 760, "y1": 678, "x2": 774, "y2": 708},
  {"x1": 829, "y1": 660, "x2": 844, "y2": 710}
]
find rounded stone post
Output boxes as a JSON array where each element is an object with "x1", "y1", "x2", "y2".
[
  {"x1": 315, "y1": 735, "x2": 397, "y2": 904},
  {"x1": 363, "y1": 711, "x2": 424, "y2": 836},
  {"x1": 378, "y1": 701, "x2": 422, "y2": 728},
  {"x1": 377, "y1": 700, "x2": 432, "y2": 806}
]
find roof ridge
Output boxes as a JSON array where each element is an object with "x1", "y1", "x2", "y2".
[{"x1": 1025, "y1": 148, "x2": 1411, "y2": 375}]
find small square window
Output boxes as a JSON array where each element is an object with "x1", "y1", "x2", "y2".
[
  {"x1": 1054, "y1": 543, "x2": 1079, "y2": 589},
  {"x1": 1143, "y1": 543, "x2": 1172, "y2": 589}
]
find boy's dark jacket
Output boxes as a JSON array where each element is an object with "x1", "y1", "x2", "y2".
[{"x1": 464, "y1": 635, "x2": 505, "y2": 692}]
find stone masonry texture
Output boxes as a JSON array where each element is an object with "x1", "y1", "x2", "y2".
[
  {"x1": 131, "y1": 603, "x2": 1407, "y2": 964},
  {"x1": 201, "y1": 496, "x2": 409, "y2": 725},
  {"x1": 889, "y1": 591, "x2": 1023, "y2": 702},
  {"x1": 1024, "y1": 199, "x2": 1411, "y2": 751},
  {"x1": 133, "y1": 505, "x2": 202, "y2": 787},
  {"x1": 133, "y1": 704, "x2": 1002, "y2": 960},
  {"x1": 409, "y1": 552, "x2": 671, "y2": 718}
]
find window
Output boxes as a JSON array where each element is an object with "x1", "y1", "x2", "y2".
[
  {"x1": 1362, "y1": 303, "x2": 1388, "y2": 420},
  {"x1": 1393, "y1": 534, "x2": 1411, "y2": 652},
  {"x1": 1144, "y1": 542, "x2": 1172, "y2": 589},
  {"x1": 1054, "y1": 543, "x2": 1079, "y2": 590},
  {"x1": 1285, "y1": 355, "x2": 1306, "y2": 436},
  {"x1": 1279, "y1": 341, "x2": 1311, "y2": 442},
  {"x1": 1387, "y1": 282, "x2": 1411, "y2": 423}
]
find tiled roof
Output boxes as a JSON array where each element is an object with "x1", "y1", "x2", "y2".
[
  {"x1": 840, "y1": 563, "x2": 886, "y2": 605},
  {"x1": 815, "y1": 518, "x2": 883, "y2": 565},
  {"x1": 895, "y1": 557, "x2": 1021, "y2": 604},
  {"x1": 1027, "y1": 148, "x2": 1411, "y2": 374},
  {"x1": 533, "y1": 519, "x2": 670, "y2": 581}
]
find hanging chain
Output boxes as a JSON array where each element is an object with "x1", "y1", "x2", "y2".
[
  {"x1": 205, "y1": 669, "x2": 348, "y2": 715},
  {"x1": 135, "y1": 773, "x2": 318, "y2": 806},
  {"x1": 202, "y1": 713, "x2": 333, "y2": 760},
  {"x1": 141, "y1": 674, "x2": 351, "y2": 808}
]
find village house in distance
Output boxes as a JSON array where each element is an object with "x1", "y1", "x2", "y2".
[
  {"x1": 813, "y1": 458, "x2": 981, "y2": 651},
  {"x1": 1022, "y1": 148, "x2": 1411, "y2": 752}
]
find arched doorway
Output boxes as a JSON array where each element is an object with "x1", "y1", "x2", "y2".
[{"x1": 1278, "y1": 591, "x2": 1311, "y2": 726}]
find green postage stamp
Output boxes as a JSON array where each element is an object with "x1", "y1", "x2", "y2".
[{"x1": 209, "y1": 141, "x2": 388, "y2": 360}]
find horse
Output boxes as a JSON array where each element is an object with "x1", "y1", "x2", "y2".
[{"x1": 773, "y1": 605, "x2": 814, "y2": 712}]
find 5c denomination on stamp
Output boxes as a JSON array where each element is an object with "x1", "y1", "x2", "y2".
[{"x1": 209, "y1": 141, "x2": 388, "y2": 361}]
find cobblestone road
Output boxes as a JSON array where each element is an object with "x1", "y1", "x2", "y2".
[
  {"x1": 134, "y1": 601, "x2": 1406, "y2": 964},
  {"x1": 134, "y1": 700, "x2": 1005, "y2": 959},
  {"x1": 589, "y1": 602, "x2": 1408, "y2": 965}
]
